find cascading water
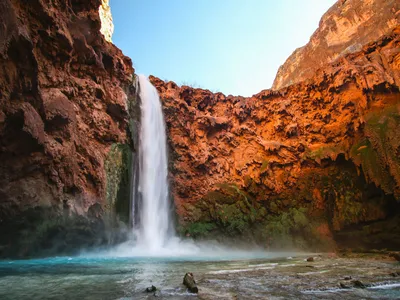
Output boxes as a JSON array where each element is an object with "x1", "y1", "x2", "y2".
[{"x1": 134, "y1": 74, "x2": 173, "y2": 251}]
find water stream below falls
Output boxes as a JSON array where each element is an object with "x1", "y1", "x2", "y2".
[{"x1": 0, "y1": 254, "x2": 399, "y2": 299}]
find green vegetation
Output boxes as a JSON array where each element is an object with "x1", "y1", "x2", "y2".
[
  {"x1": 181, "y1": 183, "x2": 266, "y2": 237},
  {"x1": 104, "y1": 143, "x2": 132, "y2": 224},
  {"x1": 180, "y1": 137, "x2": 397, "y2": 250},
  {"x1": 258, "y1": 207, "x2": 331, "y2": 249},
  {"x1": 332, "y1": 190, "x2": 363, "y2": 229},
  {"x1": 349, "y1": 105, "x2": 400, "y2": 195},
  {"x1": 180, "y1": 181, "x2": 332, "y2": 249},
  {"x1": 179, "y1": 222, "x2": 217, "y2": 238},
  {"x1": 216, "y1": 204, "x2": 248, "y2": 234}
]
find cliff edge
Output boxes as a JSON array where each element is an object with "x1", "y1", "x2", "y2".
[{"x1": 272, "y1": 0, "x2": 400, "y2": 90}]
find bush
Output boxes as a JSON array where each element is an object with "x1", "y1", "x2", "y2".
[{"x1": 183, "y1": 222, "x2": 217, "y2": 238}]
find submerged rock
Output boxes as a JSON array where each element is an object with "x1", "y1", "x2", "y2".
[
  {"x1": 145, "y1": 285, "x2": 157, "y2": 293},
  {"x1": 306, "y1": 257, "x2": 314, "y2": 262},
  {"x1": 339, "y1": 282, "x2": 351, "y2": 289},
  {"x1": 352, "y1": 280, "x2": 366, "y2": 289},
  {"x1": 183, "y1": 272, "x2": 198, "y2": 293},
  {"x1": 153, "y1": 290, "x2": 161, "y2": 297}
]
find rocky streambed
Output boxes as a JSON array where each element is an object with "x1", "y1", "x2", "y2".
[
  {"x1": 0, "y1": 253, "x2": 399, "y2": 299},
  {"x1": 195, "y1": 254, "x2": 400, "y2": 299}
]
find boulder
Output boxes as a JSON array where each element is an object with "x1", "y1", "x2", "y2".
[
  {"x1": 352, "y1": 280, "x2": 366, "y2": 289},
  {"x1": 145, "y1": 285, "x2": 157, "y2": 293},
  {"x1": 183, "y1": 273, "x2": 198, "y2": 293}
]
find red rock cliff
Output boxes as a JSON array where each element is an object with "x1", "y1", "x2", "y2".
[
  {"x1": 153, "y1": 26, "x2": 400, "y2": 250},
  {"x1": 0, "y1": 0, "x2": 135, "y2": 257},
  {"x1": 272, "y1": 0, "x2": 400, "y2": 90}
]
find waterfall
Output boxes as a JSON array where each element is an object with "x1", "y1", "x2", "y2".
[
  {"x1": 134, "y1": 74, "x2": 172, "y2": 251},
  {"x1": 108, "y1": 75, "x2": 254, "y2": 257}
]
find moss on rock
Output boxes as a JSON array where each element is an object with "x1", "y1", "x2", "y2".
[
  {"x1": 178, "y1": 222, "x2": 217, "y2": 238},
  {"x1": 350, "y1": 106, "x2": 400, "y2": 198},
  {"x1": 104, "y1": 143, "x2": 132, "y2": 224}
]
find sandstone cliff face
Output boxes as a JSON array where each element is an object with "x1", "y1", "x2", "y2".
[
  {"x1": 99, "y1": 0, "x2": 114, "y2": 42},
  {"x1": 272, "y1": 0, "x2": 400, "y2": 90},
  {"x1": 0, "y1": 0, "x2": 135, "y2": 257},
  {"x1": 153, "y1": 26, "x2": 400, "y2": 250}
]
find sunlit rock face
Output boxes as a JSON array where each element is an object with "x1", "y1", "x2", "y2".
[
  {"x1": 272, "y1": 0, "x2": 400, "y2": 90},
  {"x1": 99, "y1": 0, "x2": 114, "y2": 42},
  {"x1": 0, "y1": 0, "x2": 134, "y2": 257},
  {"x1": 153, "y1": 26, "x2": 400, "y2": 250}
]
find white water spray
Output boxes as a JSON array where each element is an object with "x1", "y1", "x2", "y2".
[{"x1": 135, "y1": 74, "x2": 172, "y2": 251}]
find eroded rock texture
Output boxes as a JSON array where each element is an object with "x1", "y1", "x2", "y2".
[
  {"x1": 153, "y1": 26, "x2": 400, "y2": 250},
  {"x1": 272, "y1": 0, "x2": 400, "y2": 90},
  {"x1": 99, "y1": 0, "x2": 114, "y2": 42},
  {"x1": 0, "y1": 0, "x2": 134, "y2": 257}
]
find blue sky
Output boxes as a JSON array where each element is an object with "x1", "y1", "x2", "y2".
[{"x1": 111, "y1": 0, "x2": 336, "y2": 96}]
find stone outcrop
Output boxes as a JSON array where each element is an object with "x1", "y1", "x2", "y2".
[
  {"x1": 99, "y1": 0, "x2": 114, "y2": 42},
  {"x1": 0, "y1": 0, "x2": 135, "y2": 257},
  {"x1": 153, "y1": 25, "x2": 400, "y2": 250},
  {"x1": 272, "y1": 0, "x2": 400, "y2": 90}
]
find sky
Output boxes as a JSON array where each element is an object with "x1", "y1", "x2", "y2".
[{"x1": 110, "y1": 0, "x2": 337, "y2": 96}]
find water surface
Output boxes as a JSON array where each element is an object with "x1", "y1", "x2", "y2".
[{"x1": 0, "y1": 253, "x2": 399, "y2": 299}]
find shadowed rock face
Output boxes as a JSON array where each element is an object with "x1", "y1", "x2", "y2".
[
  {"x1": 153, "y1": 26, "x2": 400, "y2": 250},
  {"x1": 0, "y1": 0, "x2": 135, "y2": 257},
  {"x1": 272, "y1": 0, "x2": 400, "y2": 90}
]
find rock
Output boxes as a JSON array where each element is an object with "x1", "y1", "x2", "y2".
[
  {"x1": 306, "y1": 257, "x2": 314, "y2": 262},
  {"x1": 352, "y1": 280, "x2": 366, "y2": 289},
  {"x1": 272, "y1": 0, "x2": 400, "y2": 89},
  {"x1": 153, "y1": 290, "x2": 161, "y2": 297},
  {"x1": 99, "y1": 0, "x2": 114, "y2": 42},
  {"x1": 339, "y1": 282, "x2": 351, "y2": 289},
  {"x1": 344, "y1": 276, "x2": 352, "y2": 280},
  {"x1": 0, "y1": 0, "x2": 135, "y2": 258},
  {"x1": 183, "y1": 273, "x2": 198, "y2": 293},
  {"x1": 389, "y1": 252, "x2": 400, "y2": 261},
  {"x1": 145, "y1": 285, "x2": 157, "y2": 293}
]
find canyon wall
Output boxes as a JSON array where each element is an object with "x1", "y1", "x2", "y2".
[
  {"x1": 0, "y1": 0, "x2": 135, "y2": 257},
  {"x1": 272, "y1": 0, "x2": 400, "y2": 90},
  {"x1": 99, "y1": 0, "x2": 114, "y2": 42},
  {"x1": 154, "y1": 25, "x2": 400, "y2": 250},
  {"x1": 0, "y1": 0, "x2": 399, "y2": 257}
]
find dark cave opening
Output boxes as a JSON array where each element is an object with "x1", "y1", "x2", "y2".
[{"x1": 324, "y1": 154, "x2": 400, "y2": 250}]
